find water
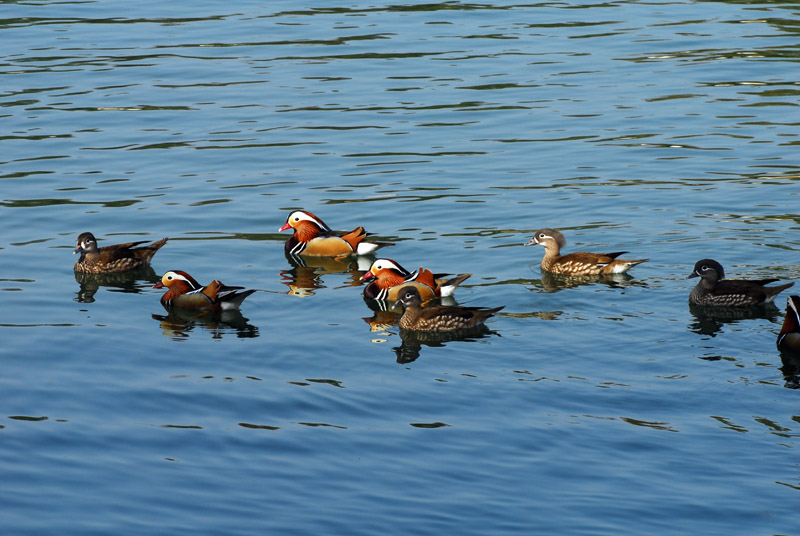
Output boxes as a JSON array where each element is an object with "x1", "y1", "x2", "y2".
[{"x1": 2, "y1": 1, "x2": 800, "y2": 534}]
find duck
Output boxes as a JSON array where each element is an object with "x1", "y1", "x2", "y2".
[
  {"x1": 73, "y1": 232, "x2": 168, "y2": 274},
  {"x1": 360, "y1": 258, "x2": 472, "y2": 301},
  {"x1": 393, "y1": 286, "x2": 503, "y2": 331},
  {"x1": 688, "y1": 259, "x2": 793, "y2": 307},
  {"x1": 525, "y1": 228, "x2": 647, "y2": 275},
  {"x1": 153, "y1": 270, "x2": 256, "y2": 311},
  {"x1": 278, "y1": 210, "x2": 392, "y2": 256},
  {"x1": 777, "y1": 296, "x2": 800, "y2": 353}
]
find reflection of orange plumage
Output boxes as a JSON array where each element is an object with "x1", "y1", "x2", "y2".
[
  {"x1": 281, "y1": 252, "x2": 368, "y2": 297},
  {"x1": 280, "y1": 264, "x2": 324, "y2": 297},
  {"x1": 362, "y1": 310, "x2": 402, "y2": 332},
  {"x1": 152, "y1": 307, "x2": 259, "y2": 339},
  {"x1": 361, "y1": 258, "x2": 471, "y2": 301},
  {"x1": 279, "y1": 210, "x2": 392, "y2": 256},
  {"x1": 153, "y1": 270, "x2": 255, "y2": 311}
]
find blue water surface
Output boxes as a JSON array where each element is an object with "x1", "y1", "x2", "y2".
[{"x1": 2, "y1": 1, "x2": 799, "y2": 534}]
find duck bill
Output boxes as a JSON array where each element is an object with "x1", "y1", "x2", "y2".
[
  {"x1": 687, "y1": 271, "x2": 699, "y2": 279},
  {"x1": 278, "y1": 222, "x2": 292, "y2": 232},
  {"x1": 524, "y1": 238, "x2": 538, "y2": 247},
  {"x1": 152, "y1": 281, "x2": 165, "y2": 289},
  {"x1": 360, "y1": 271, "x2": 376, "y2": 282},
  {"x1": 73, "y1": 245, "x2": 82, "y2": 254}
]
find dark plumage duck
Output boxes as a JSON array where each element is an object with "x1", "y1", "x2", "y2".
[
  {"x1": 73, "y1": 232, "x2": 167, "y2": 274},
  {"x1": 393, "y1": 286, "x2": 503, "y2": 331},
  {"x1": 278, "y1": 210, "x2": 392, "y2": 256},
  {"x1": 360, "y1": 258, "x2": 471, "y2": 301},
  {"x1": 777, "y1": 296, "x2": 800, "y2": 353},
  {"x1": 525, "y1": 228, "x2": 647, "y2": 275},
  {"x1": 688, "y1": 259, "x2": 793, "y2": 307},
  {"x1": 153, "y1": 270, "x2": 256, "y2": 311}
]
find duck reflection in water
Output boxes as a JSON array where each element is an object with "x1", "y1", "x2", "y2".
[
  {"x1": 535, "y1": 270, "x2": 643, "y2": 293},
  {"x1": 688, "y1": 302, "x2": 781, "y2": 337},
  {"x1": 152, "y1": 307, "x2": 258, "y2": 339},
  {"x1": 280, "y1": 252, "x2": 371, "y2": 297},
  {"x1": 74, "y1": 265, "x2": 160, "y2": 303},
  {"x1": 389, "y1": 286, "x2": 503, "y2": 363},
  {"x1": 392, "y1": 325, "x2": 497, "y2": 364}
]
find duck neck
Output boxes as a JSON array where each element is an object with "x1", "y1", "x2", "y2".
[{"x1": 540, "y1": 244, "x2": 560, "y2": 270}]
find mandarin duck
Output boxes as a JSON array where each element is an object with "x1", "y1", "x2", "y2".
[
  {"x1": 279, "y1": 210, "x2": 392, "y2": 256},
  {"x1": 393, "y1": 286, "x2": 503, "y2": 332},
  {"x1": 153, "y1": 270, "x2": 256, "y2": 311},
  {"x1": 778, "y1": 296, "x2": 800, "y2": 354},
  {"x1": 525, "y1": 228, "x2": 647, "y2": 275},
  {"x1": 73, "y1": 232, "x2": 167, "y2": 274},
  {"x1": 360, "y1": 258, "x2": 472, "y2": 301},
  {"x1": 688, "y1": 259, "x2": 793, "y2": 307}
]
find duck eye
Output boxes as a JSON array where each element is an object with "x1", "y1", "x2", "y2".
[
  {"x1": 701, "y1": 265, "x2": 708, "y2": 271},
  {"x1": 293, "y1": 216, "x2": 300, "y2": 222},
  {"x1": 167, "y1": 275, "x2": 173, "y2": 280}
]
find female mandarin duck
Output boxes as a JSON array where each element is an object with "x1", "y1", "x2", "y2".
[
  {"x1": 360, "y1": 258, "x2": 472, "y2": 301},
  {"x1": 688, "y1": 259, "x2": 793, "y2": 307},
  {"x1": 279, "y1": 210, "x2": 392, "y2": 256},
  {"x1": 778, "y1": 296, "x2": 800, "y2": 353},
  {"x1": 393, "y1": 286, "x2": 503, "y2": 331},
  {"x1": 153, "y1": 270, "x2": 256, "y2": 311},
  {"x1": 525, "y1": 228, "x2": 647, "y2": 275},
  {"x1": 73, "y1": 232, "x2": 168, "y2": 274}
]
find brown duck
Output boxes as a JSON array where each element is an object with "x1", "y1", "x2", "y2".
[
  {"x1": 393, "y1": 286, "x2": 503, "y2": 331},
  {"x1": 689, "y1": 259, "x2": 793, "y2": 307},
  {"x1": 73, "y1": 232, "x2": 168, "y2": 274},
  {"x1": 525, "y1": 228, "x2": 647, "y2": 275}
]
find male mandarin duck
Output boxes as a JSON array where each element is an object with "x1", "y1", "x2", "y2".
[
  {"x1": 73, "y1": 232, "x2": 167, "y2": 274},
  {"x1": 279, "y1": 210, "x2": 392, "y2": 256},
  {"x1": 688, "y1": 259, "x2": 793, "y2": 307},
  {"x1": 393, "y1": 286, "x2": 503, "y2": 332},
  {"x1": 153, "y1": 270, "x2": 256, "y2": 311},
  {"x1": 525, "y1": 228, "x2": 647, "y2": 275},
  {"x1": 778, "y1": 296, "x2": 800, "y2": 353},
  {"x1": 360, "y1": 258, "x2": 472, "y2": 301}
]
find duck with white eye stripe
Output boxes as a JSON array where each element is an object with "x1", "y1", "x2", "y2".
[
  {"x1": 688, "y1": 259, "x2": 793, "y2": 307},
  {"x1": 360, "y1": 258, "x2": 471, "y2": 301},
  {"x1": 153, "y1": 270, "x2": 256, "y2": 311},
  {"x1": 525, "y1": 228, "x2": 647, "y2": 276},
  {"x1": 278, "y1": 210, "x2": 393, "y2": 257}
]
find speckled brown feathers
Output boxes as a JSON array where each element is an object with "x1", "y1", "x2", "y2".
[
  {"x1": 73, "y1": 232, "x2": 168, "y2": 274},
  {"x1": 393, "y1": 286, "x2": 503, "y2": 331},
  {"x1": 688, "y1": 259, "x2": 793, "y2": 307},
  {"x1": 525, "y1": 228, "x2": 647, "y2": 275}
]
